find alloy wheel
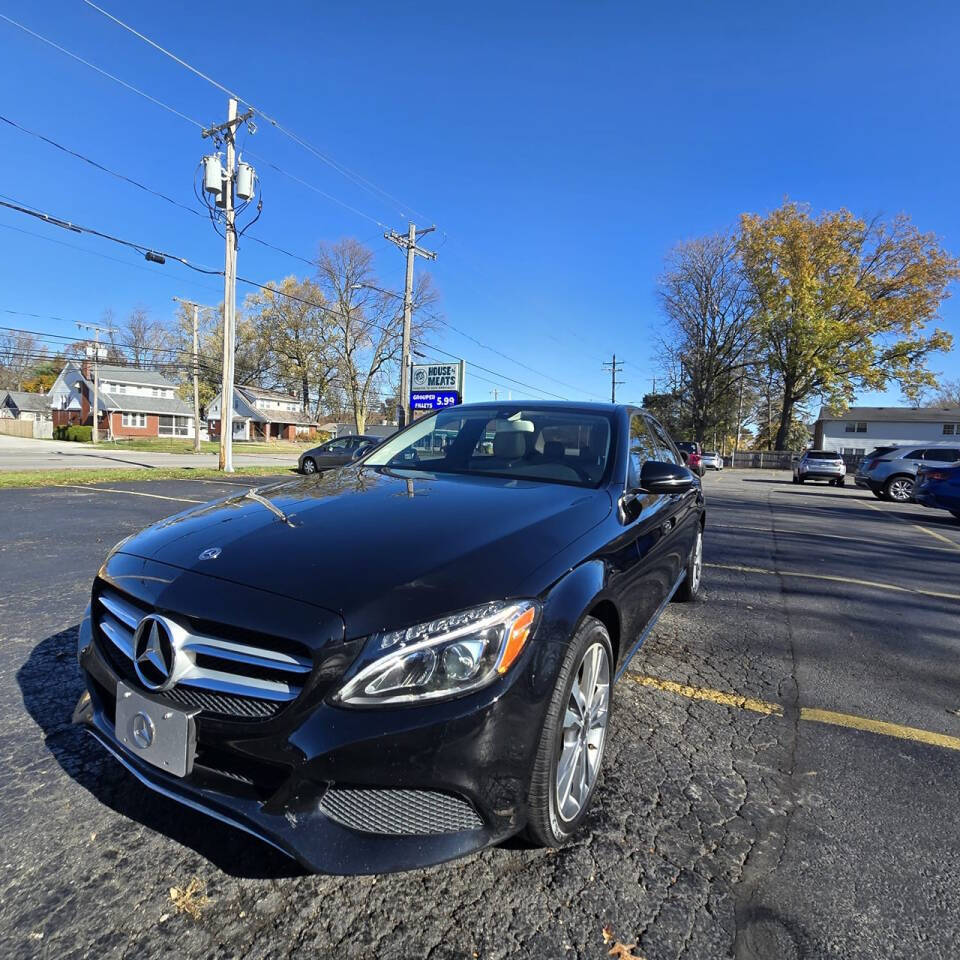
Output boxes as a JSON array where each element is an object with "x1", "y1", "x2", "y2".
[
  {"x1": 556, "y1": 642, "x2": 610, "y2": 823},
  {"x1": 690, "y1": 529, "x2": 703, "y2": 592},
  {"x1": 888, "y1": 477, "x2": 913, "y2": 502}
]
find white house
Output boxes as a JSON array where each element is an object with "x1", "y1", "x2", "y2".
[
  {"x1": 0, "y1": 390, "x2": 52, "y2": 422},
  {"x1": 813, "y1": 405, "x2": 960, "y2": 454},
  {"x1": 207, "y1": 385, "x2": 319, "y2": 441}
]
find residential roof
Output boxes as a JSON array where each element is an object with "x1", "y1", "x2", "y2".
[
  {"x1": 2, "y1": 390, "x2": 52, "y2": 413},
  {"x1": 817, "y1": 405, "x2": 960, "y2": 423},
  {"x1": 95, "y1": 364, "x2": 178, "y2": 388},
  {"x1": 216, "y1": 388, "x2": 318, "y2": 425},
  {"x1": 239, "y1": 384, "x2": 301, "y2": 403},
  {"x1": 102, "y1": 393, "x2": 195, "y2": 417}
]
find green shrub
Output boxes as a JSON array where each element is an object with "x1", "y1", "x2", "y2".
[{"x1": 65, "y1": 425, "x2": 92, "y2": 442}]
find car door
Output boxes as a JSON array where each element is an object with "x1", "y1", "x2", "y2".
[
  {"x1": 645, "y1": 414, "x2": 699, "y2": 583},
  {"x1": 314, "y1": 437, "x2": 353, "y2": 470},
  {"x1": 605, "y1": 414, "x2": 680, "y2": 650}
]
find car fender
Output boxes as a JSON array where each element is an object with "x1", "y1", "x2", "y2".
[{"x1": 531, "y1": 557, "x2": 618, "y2": 653}]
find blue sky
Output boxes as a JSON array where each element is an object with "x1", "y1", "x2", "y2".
[{"x1": 1, "y1": 0, "x2": 958, "y2": 408}]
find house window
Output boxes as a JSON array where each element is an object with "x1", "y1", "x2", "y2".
[
  {"x1": 159, "y1": 415, "x2": 191, "y2": 437},
  {"x1": 116, "y1": 384, "x2": 127, "y2": 394},
  {"x1": 943, "y1": 423, "x2": 956, "y2": 436},
  {"x1": 121, "y1": 413, "x2": 146, "y2": 428},
  {"x1": 845, "y1": 421, "x2": 867, "y2": 433}
]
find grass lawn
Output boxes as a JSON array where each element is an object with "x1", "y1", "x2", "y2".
[
  {"x1": 96, "y1": 438, "x2": 313, "y2": 455},
  {"x1": 0, "y1": 465, "x2": 296, "y2": 489}
]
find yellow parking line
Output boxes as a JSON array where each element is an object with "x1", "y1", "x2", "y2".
[
  {"x1": 631, "y1": 674, "x2": 782, "y2": 715},
  {"x1": 799, "y1": 707, "x2": 960, "y2": 752},
  {"x1": 630, "y1": 673, "x2": 960, "y2": 753},
  {"x1": 705, "y1": 562, "x2": 960, "y2": 603},
  {"x1": 861, "y1": 500, "x2": 960, "y2": 553},
  {"x1": 62, "y1": 485, "x2": 204, "y2": 505}
]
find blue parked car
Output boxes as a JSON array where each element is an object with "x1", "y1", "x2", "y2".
[{"x1": 913, "y1": 464, "x2": 960, "y2": 521}]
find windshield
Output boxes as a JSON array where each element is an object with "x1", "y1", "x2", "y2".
[{"x1": 363, "y1": 406, "x2": 613, "y2": 487}]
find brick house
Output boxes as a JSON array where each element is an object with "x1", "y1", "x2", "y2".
[
  {"x1": 48, "y1": 362, "x2": 198, "y2": 439},
  {"x1": 207, "y1": 385, "x2": 319, "y2": 441}
]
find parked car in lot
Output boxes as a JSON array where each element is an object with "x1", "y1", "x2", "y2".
[
  {"x1": 792, "y1": 449, "x2": 846, "y2": 485},
  {"x1": 675, "y1": 441, "x2": 705, "y2": 477},
  {"x1": 73, "y1": 402, "x2": 705, "y2": 874},
  {"x1": 298, "y1": 434, "x2": 379, "y2": 474},
  {"x1": 700, "y1": 451, "x2": 723, "y2": 471},
  {"x1": 854, "y1": 443, "x2": 960, "y2": 502},
  {"x1": 913, "y1": 463, "x2": 960, "y2": 520}
]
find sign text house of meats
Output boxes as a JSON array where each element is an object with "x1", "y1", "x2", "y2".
[{"x1": 412, "y1": 364, "x2": 461, "y2": 392}]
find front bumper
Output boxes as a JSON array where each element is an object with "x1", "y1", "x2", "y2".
[{"x1": 75, "y1": 615, "x2": 562, "y2": 874}]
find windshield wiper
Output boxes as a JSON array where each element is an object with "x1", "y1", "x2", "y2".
[{"x1": 244, "y1": 487, "x2": 296, "y2": 527}]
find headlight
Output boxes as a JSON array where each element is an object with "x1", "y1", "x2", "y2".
[{"x1": 333, "y1": 600, "x2": 539, "y2": 707}]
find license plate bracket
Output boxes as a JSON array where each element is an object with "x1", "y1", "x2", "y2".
[{"x1": 115, "y1": 682, "x2": 198, "y2": 778}]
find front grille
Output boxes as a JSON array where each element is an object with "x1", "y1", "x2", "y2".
[
  {"x1": 93, "y1": 584, "x2": 312, "y2": 721},
  {"x1": 319, "y1": 787, "x2": 483, "y2": 835}
]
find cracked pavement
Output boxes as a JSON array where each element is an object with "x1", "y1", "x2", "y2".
[{"x1": 2, "y1": 472, "x2": 959, "y2": 959}]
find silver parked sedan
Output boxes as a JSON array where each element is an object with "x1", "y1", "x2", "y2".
[{"x1": 701, "y1": 451, "x2": 723, "y2": 470}]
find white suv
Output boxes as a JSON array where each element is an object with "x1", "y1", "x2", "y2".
[{"x1": 792, "y1": 450, "x2": 846, "y2": 486}]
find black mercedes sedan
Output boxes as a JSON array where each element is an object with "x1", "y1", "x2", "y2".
[{"x1": 73, "y1": 402, "x2": 705, "y2": 874}]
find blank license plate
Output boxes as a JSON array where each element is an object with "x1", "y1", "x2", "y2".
[{"x1": 115, "y1": 682, "x2": 198, "y2": 778}]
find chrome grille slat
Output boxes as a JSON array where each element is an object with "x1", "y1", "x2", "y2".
[
  {"x1": 99, "y1": 613, "x2": 134, "y2": 657},
  {"x1": 183, "y1": 639, "x2": 311, "y2": 674},
  {"x1": 94, "y1": 586, "x2": 309, "y2": 718}
]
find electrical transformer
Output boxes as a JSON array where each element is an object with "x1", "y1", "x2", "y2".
[
  {"x1": 236, "y1": 161, "x2": 256, "y2": 201},
  {"x1": 203, "y1": 154, "x2": 224, "y2": 195}
]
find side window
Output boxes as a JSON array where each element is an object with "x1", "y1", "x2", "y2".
[
  {"x1": 627, "y1": 415, "x2": 658, "y2": 488},
  {"x1": 326, "y1": 438, "x2": 350, "y2": 453},
  {"x1": 906, "y1": 449, "x2": 927, "y2": 460},
  {"x1": 646, "y1": 416, "x2": 679, "y2": 465},
  {"x1": 928, "y1": 448, "x2": 960, "y2": 463}
]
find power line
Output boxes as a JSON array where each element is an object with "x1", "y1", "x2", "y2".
[
  {"x1": 0, "y1": 12, "x2": 204, "y2": 129},
  {"x1": 80, "y1": 0, "x2": 429, "y2": 222},
  {"x1": 0, "y1": 195, "x2": 581, "y2": 402}
]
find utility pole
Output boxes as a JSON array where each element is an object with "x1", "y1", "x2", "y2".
[
  {"x1": 490, "y1": 388, "x2": 499, "y2": 401},
  {"x1": 385, "y1": 223, "x2": 437, "y2": 428},
  {"x1": 202, "y1": 98, "x2": 255, "y2": 471},
  {"x1": 173, "y1": 298, "x2": 213, "y2": 454},
  {"x1": 77, "y1": 321, "x2": 112, "y2": 444},
  {"x1": 602, "y1": 354, "x2": 626, "y2": 404}
]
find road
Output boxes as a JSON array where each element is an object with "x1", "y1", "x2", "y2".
[
  {"x1": 0, "y1": 433, "x2": 298, "y2": 471},
  {"x1": 1, "y1": 470, "x2": 959, "y2": 959}
]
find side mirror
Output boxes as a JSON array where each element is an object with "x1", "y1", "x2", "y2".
[{"x1": 640, "y1": 460, "x2": 695, "y2": 495}]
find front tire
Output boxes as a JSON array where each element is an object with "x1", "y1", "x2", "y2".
[
  {"x1": 301, "y1": 457, "x2": 317, "y2": 475},
  {"x1": 526, "y1": 618, "x2": 612, "y2": 847},
  {"x1": 675, "y1": 524, "x2": 703, "y2": 602}
]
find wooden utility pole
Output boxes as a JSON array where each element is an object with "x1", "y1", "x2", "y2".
[
  {"x1": 385, "y1": 223, "x2": 437, "y2": 427},
  {"x1": 602, "y1": 354, "x2": 625, "y2": 403},
  {"x1": 173, "y1": 297, "x2": 209, "y2": 454}
]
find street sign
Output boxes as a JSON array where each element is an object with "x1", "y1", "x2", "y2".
[
  {"x1": 411, "y1": 390, "x2": 460, "y2": 411},
  {"x1": 409, "y1": 361, "x2": 466, "y2": 411}
]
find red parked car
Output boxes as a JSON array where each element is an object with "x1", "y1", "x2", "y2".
[{"x1": 675, "y1": 441, "x2": 706, "y2": 477}]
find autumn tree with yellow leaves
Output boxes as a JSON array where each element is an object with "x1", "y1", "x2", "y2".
[{"x1": 739, "y1": 201, "x2": 958, "y2": 450}]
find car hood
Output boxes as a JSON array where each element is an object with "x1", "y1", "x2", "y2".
[{"x1": 115, "y1": 467, "x2": 612, "y2": 638}]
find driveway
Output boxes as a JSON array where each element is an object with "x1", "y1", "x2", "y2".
[{"x1": 0, "y1": 434, "x2": 297, "y2": 471}]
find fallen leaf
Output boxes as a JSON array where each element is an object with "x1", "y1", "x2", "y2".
[
  {"x1": 169, "y1": 877, "x2": 211, "y2": 920},
  {"x1": 602, "y1": 926, "x2": 645, "y2": 960}
]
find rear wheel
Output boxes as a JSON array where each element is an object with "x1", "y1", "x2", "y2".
[
  {"x1": 837, "y1": 477, "x2": 845, "y2": 487},
  {"x1": 884, "y1": 475, "x2": 914, "y2": 502},
  {"x1": 301, "y1": 457, "x2": 317, "y2": 475},
  {"x1": 526, "y1": 618, "x2": 612, "y2": 847}
]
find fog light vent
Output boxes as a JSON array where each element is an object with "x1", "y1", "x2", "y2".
[{"x1": 319, "y1": 787, "x2": 482, "y2": 835}]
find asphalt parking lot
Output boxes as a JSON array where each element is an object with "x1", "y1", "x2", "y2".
[{"x1": 2, "y1": 471, "x2": 959, "y2": 959}]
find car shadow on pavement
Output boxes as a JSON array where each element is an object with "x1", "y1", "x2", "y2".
[{"x1": 17, "y1": 625, "x2": 304, "y2": 880}]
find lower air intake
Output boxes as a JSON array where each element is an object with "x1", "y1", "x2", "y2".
[{"x1": 319, "y1": 787, "x2": 483, "y2": 835}]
